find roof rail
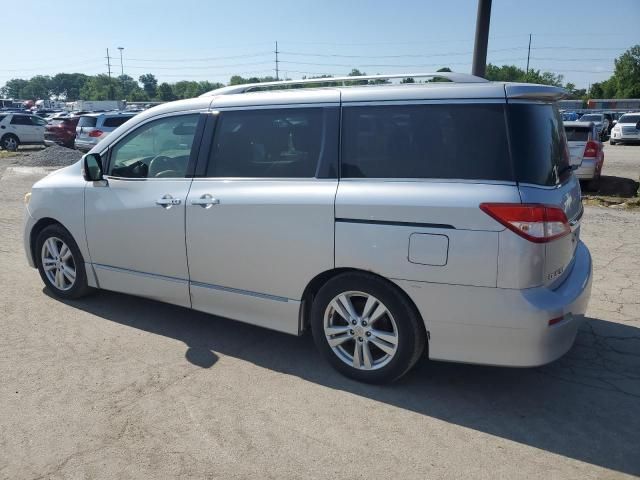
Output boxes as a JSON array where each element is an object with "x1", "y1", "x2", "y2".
[{"x1": 200, "y1": 72, "x2": 489, "y2": 97}]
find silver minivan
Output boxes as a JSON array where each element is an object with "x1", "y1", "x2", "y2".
[
  {"x1": 23, "y1": 73, "x2": 592, "y2": 383},
  {"x1": 75, "y1": 111, "x2": 137, "y2": 152}
]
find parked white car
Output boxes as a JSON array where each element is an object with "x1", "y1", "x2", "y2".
[
  {"x1": 0, "y1": 113, "x2": 47, "y2": 150},
  {"x1": 23, "y1": 73, "x2": 592, "y2": 383},
  {"x1": 610, "y1": 113, "x2": 640, "y2": 145}
]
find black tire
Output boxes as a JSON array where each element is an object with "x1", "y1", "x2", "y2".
[
  {"x1": 1, "y1": 134, "x2": 19, "y2": 151},
  {"x1": 609, "y1": 139, "x2": 616, "y2": 145},
  {"x1": 35, "y1": 224, "x2": 92, "y2": 299},
  {"x1": 311, "y1": 272, "x2": 426, "y2": 384}
]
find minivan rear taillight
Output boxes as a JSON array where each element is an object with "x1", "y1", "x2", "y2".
[
  {"x1": 583, "y1": 140, "x2": 599, "y2": 158},
  {"x1": 480, "y1": 203, "x2": 571, "y2": 243},
  {"x1": 88, "y1": 129, "x2": 103, "y2": 138}
]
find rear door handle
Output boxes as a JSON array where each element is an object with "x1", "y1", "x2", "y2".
[
  {"x1": 191, "y1": 193, "x2": 220, "y2": 208},
  {"x1": 156, "y1": 194, "x2": 181, "y2": 208}
]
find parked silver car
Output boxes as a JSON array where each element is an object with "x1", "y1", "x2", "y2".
[
  {"x1": 75, "y1": 111, "x2": 137, "y2": 152},
  {"x1": 23, "y1": 73, "x2": 592, "y2": 383}
]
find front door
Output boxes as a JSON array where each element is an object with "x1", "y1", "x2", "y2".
[
  {"x1": 186, "y1": 106, "x2": 339, "y2": 333},
  {"x1": 85, "y1": 112, "x2": 203, "y2": 307}
]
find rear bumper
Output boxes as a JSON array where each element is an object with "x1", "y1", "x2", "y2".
[
  {"x1": 394, "y1": 241, "x2": 592, "y2": 367},
  {"x1": 574, "y1": 159, "x2": 597, "y2": 179},
  {"x1": 74, "y1": 139, "x2": 97, "y2": 152}
]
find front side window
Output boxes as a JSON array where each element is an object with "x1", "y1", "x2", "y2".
[
  {"x1": 207, "y1": 108, "x2": 326, "y2": 178},
  {"x1": 341, "y1": 103, "x2": 512, "y2": 181},
  {"x1": 108, "y1": 114, "x2": 199, "y2": 178}
]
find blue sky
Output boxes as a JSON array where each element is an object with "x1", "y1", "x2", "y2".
[{"x1": 2, "y1": 0, "x2": 639, "y2": 89}]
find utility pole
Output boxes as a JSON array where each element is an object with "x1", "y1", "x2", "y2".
[
  {"x1": 471, "y1": 0, "x2": 492, "y2": 78},
  {"x1": 118, "y1": 47, "x2": 125, "y2": 97},
  {"x1": 106, "y1": 48, "x2": 112, "y2": 78},
  {"x1": 526, "y1": 33, "x2": 532, "y2": 79},
  {"x1": 106, "y1": 48, "x2": 113, "y2": 100},
  {"x1": 275, "y1": 41, "x2": 279, "y2": 81}
]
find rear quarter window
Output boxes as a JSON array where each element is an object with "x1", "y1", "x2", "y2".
[
  {"x1": 508, "y1": 103, "x2": 570, "y2": 186},
  {"x1": 78, "y1": 116, "x2": 97, "y2": 128},
  {"x1": 102, "y1": 116, "x2": 134, "y2": 128},
  {"x1": 341, "y1": 103, "x2": 512, "y2": 181}
]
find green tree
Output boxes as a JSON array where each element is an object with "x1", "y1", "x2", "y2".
[
  {"x1": 21, "y1": 75, "x2": 52, "y2": 100},
  {"x1": 0, "y1": 78, "x2": 29, "y2": 98},
  {"x1": 79, "y1": 75, "x2": 122, "y2": 100},
  {"x1": 138, "y1": 73, "x2": 158, "y2": 98},
  {"x1": 156, "y1": 82, "x2": 175, "y2": 101},
  {"x1": 50, "y1": 73, "x2": 89, "y2": 100},
  {"x1": 612, "y1": 45, "x2": 640, "y2": 98}
]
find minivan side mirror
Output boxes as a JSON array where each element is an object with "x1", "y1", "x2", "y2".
[{"x1": 83, "y1": 153, "x2": 104, "y2": 181}]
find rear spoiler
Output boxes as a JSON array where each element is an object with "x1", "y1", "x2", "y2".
[{"x1": 505, "y1": 83, "x2": 567, "y2": 102}]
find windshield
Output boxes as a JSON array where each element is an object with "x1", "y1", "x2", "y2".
[
  {"x1": 618, "y1": 114, "x2": 640, "y2": 124},
  {"x1": 580, "y1": 114, "x2": 602, "y2": 122}
]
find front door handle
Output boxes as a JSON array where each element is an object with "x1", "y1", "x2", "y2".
[
  {"x1": 191, "y1": 194, "x2": 220, "y2": 208},
  {"x1": 156, "y1": 194, "x2": 181, "y2": 208}
]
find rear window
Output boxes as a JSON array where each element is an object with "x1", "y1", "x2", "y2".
[
  {"x1": 508, "y1": 104, "x2": 570, "y2": 186},
  {"x1": 580, "y1": 114, "x2": 602, "y2": 122},
  {"x1": 564, "y1": 126, "x2": 590, "y2": 141},
  {"x1": 618, "y1": 114, "x2": 640, "y2": 124},
  {"x1": 341, "y1": 103, "x2": 512, "y2": 181},
  {"x1": 102, "y1": 116, "x2": 133, "y2": 128},
  {"x1": 49, "y1": 119, "x2": 64, "y2": 126},
  {"x1": 78, "y1": 116, "x2": 97, "y2": 128}
]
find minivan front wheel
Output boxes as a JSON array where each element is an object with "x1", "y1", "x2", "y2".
[
  {"x1": 311, "y1": 272, "x2": 426, "y2": 383},
  {"x1": 36, "y1": 224, "x2": 91, "y2": 299}
]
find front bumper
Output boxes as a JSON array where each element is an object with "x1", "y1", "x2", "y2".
[
  {"x1": 23, "y1": 206, "x2": 36, "y2": 268},
  {"x1": 395, "y1": 241, "x2": 593, "y2": 367},
  {"x1": 611, "y1": 130, "x2": 640, "y2": 142}
]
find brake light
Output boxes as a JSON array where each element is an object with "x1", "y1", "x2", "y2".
[
  {"x1": 88, "y1": 129, "x2": 103, "y2": 138},
  {"x1": 583, "y1": 140, "x2": 599, "y2": 158},
  {"x1": 480, "y1": 203, "x2": 571, "y2": 243}
]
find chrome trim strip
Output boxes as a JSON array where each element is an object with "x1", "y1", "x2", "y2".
[
  {"x1": 336, "y1": 218, "x2": 455, "y2": 230},
  {"x1": 93, "y1": 263, "x2": 188, "y2": 284},
  {"x1": 190, "y1": 281, "x2": 290, "y2": 303},
  {"x1": 342, "y1": 98, "x2": 506, "y2": 106}
]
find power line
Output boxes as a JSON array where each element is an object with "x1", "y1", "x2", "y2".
[{"x1": 126, "y1": 52, "x2": 272, "y2": 62}]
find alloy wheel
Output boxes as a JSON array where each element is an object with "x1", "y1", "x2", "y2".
[
  {"x1": 323, "y1": 291, "x2": 399, "y2": 370},
  {"x1": 41, "y1": 237, "x2": 76, "y2": 291}
]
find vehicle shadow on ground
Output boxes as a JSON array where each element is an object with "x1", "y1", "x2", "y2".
[
  {"x1": 581, "y1": 175, "x2": 639, "y2": 196},
  {"x1": 51, "y1": 289, "x2": 640, "y2": 476}
]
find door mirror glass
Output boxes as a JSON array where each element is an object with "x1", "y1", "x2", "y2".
[{"x1": 83, "y1": 153, "x2": 104, "y2": 181}]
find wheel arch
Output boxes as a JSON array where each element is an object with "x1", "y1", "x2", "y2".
[
  {"x1": 299, "y1": 268, "x2": 428, "y2": 342},
  {"x1": 29, "y1": 217, "x2": 70, "y2": 265}
]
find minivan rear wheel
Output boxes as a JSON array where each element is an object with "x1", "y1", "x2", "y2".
[{"x1": 311, "y1": 272, "x2": 426, "y2": 383}]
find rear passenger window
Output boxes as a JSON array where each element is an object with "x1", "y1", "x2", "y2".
[
  {"x1": 103, "y1": 116, "x2": 133, "y2": 128},
  {"x1": 207, "y1": 108, "x2": 330, "y2": 178},
  {"x1": 341, "y1": 104, "x2": 512, "y2": 181},
  {"x1": 10, "y1": 115, "x2": 32, "y2": 126},
  {"x1": 564, "y1": 127, "x2": 590, "y2": 142}
]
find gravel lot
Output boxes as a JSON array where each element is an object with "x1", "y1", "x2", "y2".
[{"x1": 0, "y1": 146, "x2": 639, "y2": 479}]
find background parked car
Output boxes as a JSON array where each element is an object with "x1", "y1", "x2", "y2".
[
  {"x1": 0, "y1": 113, "x2": 47, "y2": 150},
  {"x1": 579, "y1": 113, "x2": 609, "y2": 140},
  {"x1": 564, "y1": 120, "x2": 604, "y2": 190},
  {"x1": 44, "y1": 116, "x2": 80, "y2": 148},
  {"x1": 610, "y1": 112, "x2": 640, "y2": 145},
  {"x1": 75, "y1": 111, "x2": 137, "y2": 152}
]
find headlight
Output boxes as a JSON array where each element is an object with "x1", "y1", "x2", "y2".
[
  {"x1": 24, "y1": 192, "x2": 31, "y2": 205},
  {"x1": 613, "y1": 125, "x2": 621, "y2": 131}
]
